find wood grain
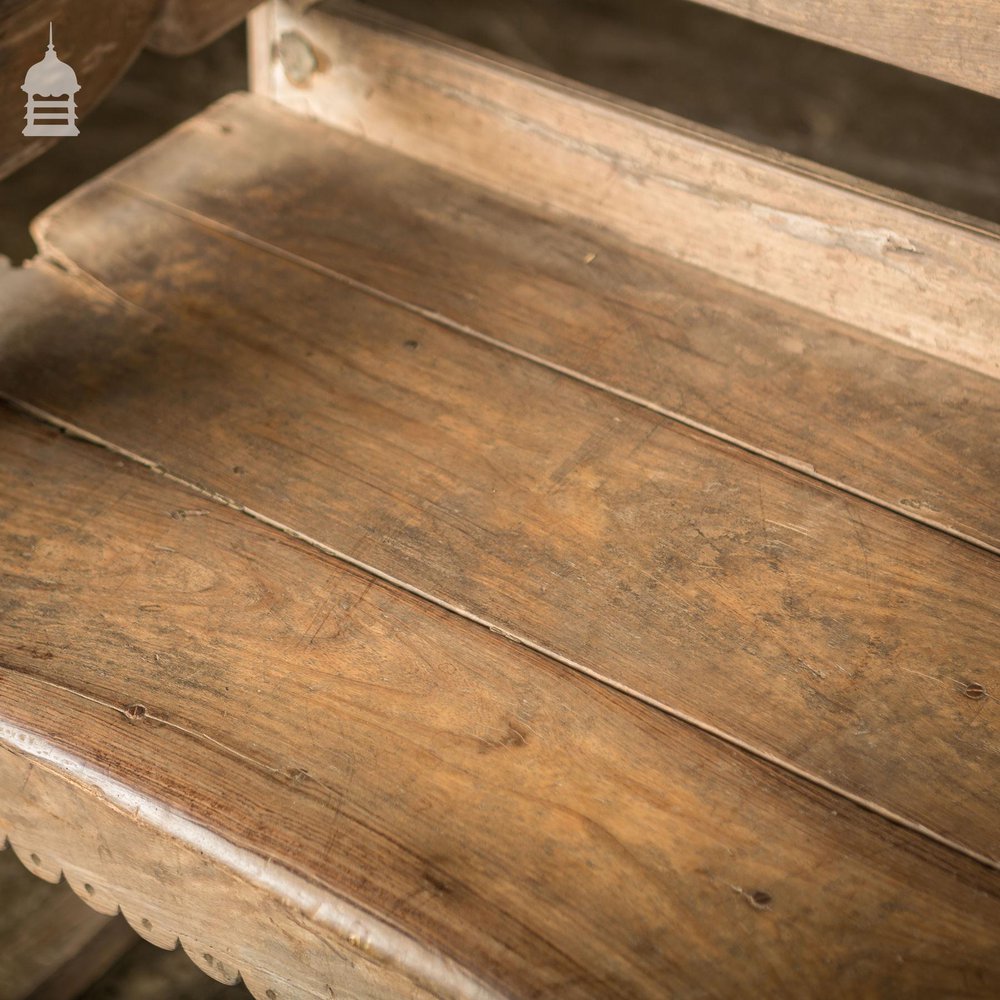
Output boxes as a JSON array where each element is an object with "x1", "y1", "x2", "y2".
[
  {"x1": 1, "y1": 404, "x2": 999, "y2": 999},
  {"x1": 692, "y1": 0, "x2": 1000, "y2": 97},
  {"x1": 91, "y1": 93, "x2": 1000, "y2": 551},
  {"x1": 251, "y1": 1, "x2": 1000, "y2": 377},
  {"x1": 6, "y1": 174, "x2": 999, "y2": 868}
]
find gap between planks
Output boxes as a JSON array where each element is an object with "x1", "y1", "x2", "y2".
[
  {"x1": 102, "y1": 178, "x2": 1000, "y2": 560},
  {"x1": 3, "y1": 392, "x2": 996, "y2": 875}
]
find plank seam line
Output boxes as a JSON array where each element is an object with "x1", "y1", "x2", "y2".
[
  {"x1": 327, "y1": 4, "x2": 1000, "y2": 239},
  {"x1": 106, "y1": 180, "x2": 1000, "y2": 559},
  {"x1": 3, "y1": 392, "x2": 996, "y2": 874}
]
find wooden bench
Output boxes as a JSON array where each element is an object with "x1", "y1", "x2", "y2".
[{"x1": 2, "y1": 2, "x2": 998, "y2": 996}]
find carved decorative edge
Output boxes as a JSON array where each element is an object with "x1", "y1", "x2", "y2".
[
  {"x1": 2, "y1": 830, "x2": 291, "y2": 994},
  {"x1": 0, "y1": 720, "x2": 504, "y2": 1000}
]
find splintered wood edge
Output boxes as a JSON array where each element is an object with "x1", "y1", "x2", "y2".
[
  {"x1": 0, "y1": 723, "x2": 502, "y2": 1000},
  {"x1": 249, "y1": 0, "x2": 1000, "y2": 379}
]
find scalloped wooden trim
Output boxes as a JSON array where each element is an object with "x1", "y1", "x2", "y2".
[
  {"x1": 0, "y1": 723, "x2": 502, "y2": 1000},
  {"x1": 2, "y1": 834, "x2": 249, "y2": 989}
]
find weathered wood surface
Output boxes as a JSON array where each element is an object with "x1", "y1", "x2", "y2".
[
  {"x1": 1, "y1": 401, "x2": 999, "y2": 998},
  {"x1": 1, "y1": 124, "x2": 996, "y2": 868},
  {"x1": 0, "y1": 842, "x2": 123, "y2": 999},
  {"x1": 91, "y1": 94, "x2": 1000, "y2": 551},
  {"x1": 692, "y1": 0, "x2": 1000, "y2": 98},
  {"x1": 366, "y1": 0, "x2": 1000, "y2": 224},
  {"x1": 251, "y1": 1, "x2": 1000, "y2": 378}
]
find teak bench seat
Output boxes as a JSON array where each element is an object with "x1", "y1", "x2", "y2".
[{"x1": 1, "y1": 2, "x2": 998, "y2": 997}]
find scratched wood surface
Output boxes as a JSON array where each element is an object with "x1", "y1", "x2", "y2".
[
  {"x1": 252, "y1": 1, "x2": 1000, "y2": 378},
  {"x1": 1, "y1": 401, "x2": 999, "y2": 999},
  {"x1": 691, "y1": 0, "x2": 1000, "y2": 97},
  {"x1": 92, "y1": 94, "x2": 1000, "y2": 551},
  {"x1": 0, "y1": 117, "x2": 996, "y2": 870}
]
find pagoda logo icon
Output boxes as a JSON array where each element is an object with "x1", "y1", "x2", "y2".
[{"x1": 22, "y1": 24, "x2": 80, "y2": 137}]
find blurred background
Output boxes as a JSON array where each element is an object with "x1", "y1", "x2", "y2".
[{"x1": 2, "y1": 0, "x2": 999, "y2": 995}]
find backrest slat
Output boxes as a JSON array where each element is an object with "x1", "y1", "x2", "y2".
[{"x1": 693, "y1": 0, "x2": 999, "y2": 97}]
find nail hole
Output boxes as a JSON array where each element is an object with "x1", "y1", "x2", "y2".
[
  {"x1": 750, "y1": 890, "x2": 772, "y2": 908},
  {"x1": 30, "y1": 853, "x2": 41, "y2": 866},
  {"x1": 266, "y1": 991, "x2": 277, "y2": 999},
  {"x1": 141, "y1": 918, "x2": 153, "y2": 931},
  {"x1": 125, "y1": 704, "x2": 146, "y2": 721},
  {"x1": 403, "y1": 339, "x2": 419, "y2": 350},
  {"x1": 203, "y1": 953, "x2": 214, "y2": 966},
  {"x1": 83, "y1": 883, "x2": 95, "y2": 895},
  {"x1": 962, "y1": 682, "x2": 987, "y2": 701}
]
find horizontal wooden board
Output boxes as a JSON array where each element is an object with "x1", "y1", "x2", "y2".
[
  {"x1": 88, "y1": 93, "x2": 1000, "y2": 551},
  {"x1": 6, "y1": 176, "x2": 1000, "y2": 867},
  {"x1": 363, "y1": 0, "x2": 1000, "y2": 223},
  {"x1": 252, "y1": 1, "x2": 1000, "y2": 377},
  {"x1": 2, "y1": 405, "x2": 1000, "y2": 999},
  {"x1": 693, "y1": 0, "x2": 1000, "y2": 97}
]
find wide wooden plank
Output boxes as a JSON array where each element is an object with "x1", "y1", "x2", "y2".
[
  {"x1": 90, "y1": 93, "x2": 1000, "y2": 551},
  {"x1": 1, "y1": 404, "x2": 999, "y2": 999},
  {"x1": 251, "y1": 1, "x2": 1000, "y2": 377},
  {"x1": 5, "y1": 183, "x2": 999, "y2": 868},
  {"x1": 692, "y1": 0, "x2": 1000, "y2": 97}
]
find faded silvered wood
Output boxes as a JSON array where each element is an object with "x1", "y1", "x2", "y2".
[
  {"x1": 1, "y1": 404, "x2": 1000, "y2": 998},
  {"x1": 95, "y1": 94, "x2": 1000, "y2": 551},
  {"x1": 7, "y1": 173, "x2": 1000, "y2": 867},
  {"x1": 691, "y1": 0, "x2": 1000, "y2": 98},
  {"x1": 0, "y1": 844, "x2": 122, "y2": 1000},
  {"x1": 251, "y1": 1, "x2": 1000, "y2": 378},
  {"x1": 146, "y1": 0, "x2": 260, "y2": 55}
]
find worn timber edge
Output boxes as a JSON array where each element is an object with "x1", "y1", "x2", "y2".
[
  {"x1": 250, "y1": 0, "x2": 1000, "y2": 379},
  {"x1": 0, "y1": 725, "x2": 500, "y2": 1000}
]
